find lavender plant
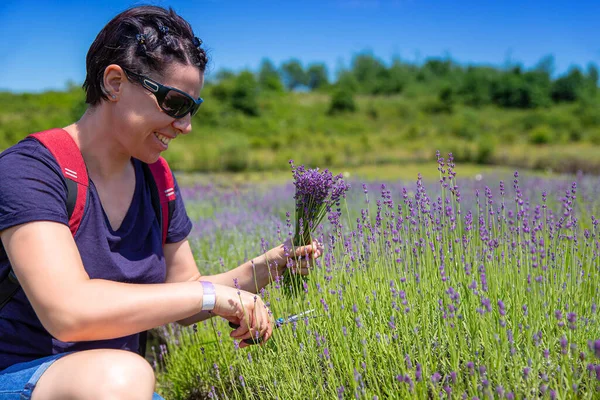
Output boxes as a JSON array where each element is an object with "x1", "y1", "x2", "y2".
[
  {"x1": 289, "y1": 160, "x2": 350, "y2": 247},
  {"x1": 284, "y1": 160, "x2": 349, "y2": 293},
  {"x1": 155, "y1": 155, "x2": 600, "y2": 399}
]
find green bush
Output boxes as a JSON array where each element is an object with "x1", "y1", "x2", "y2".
[
  {"x1": 587, "y1": 127, "x2": 600, "y2": 145},
  {"x1": 528, "y1": 125, "x2": 554, "y2": 144},
  {"x1": 230, "y1": 71, "x2": 260, "y2": 116},
  {"x1": 328, "y1": 89, "x2": 356, "y2": 115},
  {"x1": 475, "y1": 135, "x2": 495, "y2": 164},
  {"x1": 450, "y1": 110, "x2": 479, "y2": 140},
  {"x1": 220, "y1": 135, "x2": 250, "y2": 172},
  {"x1": 551, "y1": 68, "x2": 585, "y2": 102}
]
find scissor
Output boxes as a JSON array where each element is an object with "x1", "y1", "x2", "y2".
[{"x1": 228, "y1": 308, "x2": 319, "y2": 345}]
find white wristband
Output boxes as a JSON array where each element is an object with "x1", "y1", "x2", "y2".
[{"x1": 200, "y1": 281, "x2": 216, "y2": 311}]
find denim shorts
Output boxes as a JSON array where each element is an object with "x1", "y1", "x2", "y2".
[{"x1": 0, "y1": 353, "x2": 165, "y2": 399}]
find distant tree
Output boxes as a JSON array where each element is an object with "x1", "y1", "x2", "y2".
[
  {"x1": 336, "y1": 70, "x2": 360, "y2": 93},
  {"x1": 551, "y1": 68, "x2": 585, "y2": 103},
  {"x1": 350, "y1": 52, "x2": 388, "y2": 94},
  {"x1": 439, "y1": 86, "x2": 455, "y2": 112},
  {"x1": 306, "y1": 63, "x2": 329, "y2": 90},
  {"x1": 424, "y1": 58, "x2": 453, "y2": 77},
  {"x1": 381, "y1": 59, "x2": 409, "y2": 95},
  {"x1": 585, "y1": 63, "x2": 599, "y2": 96},
  {"x1": 459, "y1": 66, "x2": 495, "y2": 107},
  {"x1": 210, "y1": 78, "x2": 235, "y2": 102},
  {"x1": 231, "y1": 70, "x2": 260, "y2": 116},
  {"x1": 523, "y1": 70, "x2": 552, "y2": 108},
  {"x1": 258, "y1": 59, "x2": 284, "y2": 92},
  {"x1": 215, "y1": 69, "x2": 236, "y2": 82},
  {"x1": 280, "y1": 59, "x2": 308, "y2": 90},
  {"x1": 490, "y1": 70, "x2": 524, "y2": 108},
  {"x1": 488, "y1": 66, "x2": 551, "y2": 109},
  {"x1": 587, "y1": 64, "x2": 599, "y2": 87},
  {"x1": 534, "y1": 55, "x2": 555, "y2": 76},
  {"x1": 65, "y1": 80, "x2": 81, "y2": 92}
]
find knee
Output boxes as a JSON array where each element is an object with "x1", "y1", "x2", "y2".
[{"x1": 95, "y1": 350, "x2": 156, "y2": 400}]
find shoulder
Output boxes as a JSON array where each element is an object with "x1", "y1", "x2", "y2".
[
  {"x1": 0, "y1": 136, "x2": 62, "y2": 176},
  {"x1": 0, "y1": 135, "x2": 70, "y2": 232}
]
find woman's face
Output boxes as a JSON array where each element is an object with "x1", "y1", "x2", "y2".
[{"x1": 110, "y1": 62, "x2": 204, "y2": 164}]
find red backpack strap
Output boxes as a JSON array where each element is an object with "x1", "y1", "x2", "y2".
[
  {"x1": 29, "y1": 129, "x2": 89, "y2": 237},
  {"x1": 147, "y1": 157, "x2": 175, "y2": 245}
]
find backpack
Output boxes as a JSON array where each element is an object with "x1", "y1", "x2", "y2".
[{"x1": 0, "y1": 128, "x2": 176, "y2": 357}]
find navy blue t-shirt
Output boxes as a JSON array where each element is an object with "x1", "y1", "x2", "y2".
[{"x1": 0, "y1": 137, "x2": 192, "y2": 371}]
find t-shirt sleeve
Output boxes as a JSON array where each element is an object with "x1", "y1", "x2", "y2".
[
  {"x1": 165, "y1": 172, "x2": 192, "y2": 244},
  {"x1": 0, "y1": 139, "x2": 70, "y2": 233}
]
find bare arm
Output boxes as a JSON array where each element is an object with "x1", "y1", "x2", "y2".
[
  {"x1": 165, "y1": 238, "x2": 322, "y2": 326},
  {"x1": 1, "y1": 221, "x2": 207, "y2": 342}
]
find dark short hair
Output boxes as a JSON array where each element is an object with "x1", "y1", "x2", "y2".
[{"x1": 83, "y1": 5, "x2": 208, "y2": 105}]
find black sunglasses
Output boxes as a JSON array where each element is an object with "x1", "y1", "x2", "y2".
[{"x1": 122, "y1": 67, "x2": 203, "y2": 119}]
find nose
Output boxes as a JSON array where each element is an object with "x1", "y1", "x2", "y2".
[{"x1": 172, "y1": 113, "x2": 193, "y2": 135}]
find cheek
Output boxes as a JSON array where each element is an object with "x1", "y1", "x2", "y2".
[{"x1": 119, "y1": 96, "x2": 169, "y2": 129}]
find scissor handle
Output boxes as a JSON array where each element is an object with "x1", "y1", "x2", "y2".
[
  {"x1": 228, "y1": 321, "x2": 263, "y2": 345},
  {"x1": 228, "y1": 314, "x2": 305, "y2": 345}
]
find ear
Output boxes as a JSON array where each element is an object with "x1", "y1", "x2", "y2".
[{"x1": 103, "y1": 64, "x2": 126, "y2": 99}]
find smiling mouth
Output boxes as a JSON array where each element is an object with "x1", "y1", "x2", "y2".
[{"x1": 154, "y1": 132, "x2": 172, "y2": 145}]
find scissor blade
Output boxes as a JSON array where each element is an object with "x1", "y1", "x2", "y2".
[{"x1": 282, "y1": 309, "x2": 317, "y2": 325}]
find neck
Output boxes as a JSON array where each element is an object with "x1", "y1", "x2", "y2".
[{"x1": 64, "y1": 105, "x2": 131, "y2": 181}]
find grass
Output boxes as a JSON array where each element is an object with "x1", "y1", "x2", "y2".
[
  {"x1": 176, "y1": 161, "x2": 557, "y2": 188},
  {"x1": 2, "y1": 89, "x2": 600, "y2": 175},
  {"x1": 155, "y1": 160, "x2": 600, "y2": 399}
]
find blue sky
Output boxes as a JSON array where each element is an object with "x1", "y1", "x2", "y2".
[{"x1": 0, "y1": 0, "x2": 598, "y2": 93}]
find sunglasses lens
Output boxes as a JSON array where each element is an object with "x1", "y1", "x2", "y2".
[
  {"x1": 190, "y1": 103, "x2": 201, "y2": 117},
  {"x1": 162, "y1": 90, "x2": 193, "y2": 118}
]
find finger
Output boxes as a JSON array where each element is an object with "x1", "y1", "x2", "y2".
[
  {"x1": 252, "y1": 311, "x2": 266, "y2": 342},
  {"x1": 261, "y1": 323, "x2": 272, "y2": 345},
  {"x1": 229, "y1": 317, "x2": 244, "y2": 337},
  {"x1": 298, "y1": 267, "x2": 310, "y2": 276},
  {"x1": 288, "y1": 258, "x2": 298, "y2": 274},
  {"x1": 312, "y1": 247, "x2": 323, "y2": 259},
  {"x1": 258, "y1": 312, "x2": 273, "y2": 345},
  {"x1": 291, "y1": 264, "x2": 309, "y2": 275},
  {"x1": 260, "y1": 311, "x2": 271, "y2": 340},
  {"x1": 294, "y1": 244, "x2": 310, "y2": 258},
  {"x1": 310, "y1": 240, "x2": 323, "y2": 253},
  {"x1": 230, "y1": 312, "x2": 252, "y2": 338},
  {"x1": 238, "y1": 313, "x2": 260, "y2": 341},
  {"x1": 253, "y1": 301, "x2": 266, "y2": 341},
  {"x1": 299, "y1": 257, "x2": 316, "y2": 269},
  {"x1": 230, "y1": 323, "x2": 249, "y2": 338}
]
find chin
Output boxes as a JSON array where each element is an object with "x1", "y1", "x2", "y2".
[{"x1": 135, "y1": 151, "x2": 162, "y2": 164}]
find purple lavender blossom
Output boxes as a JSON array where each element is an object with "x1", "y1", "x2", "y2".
[
  {"x1": 498, "y1": 299, "x2": 506, "y2": 317},
  {"x1": 416, "y1": 363, "x2": 422, "y2": 381},
  {"x1": 289, "y1": 160, "x2": 350, "y2": 246},
  {"x1": 588, "y1": 340, "x2": 600, "y2": 359}
]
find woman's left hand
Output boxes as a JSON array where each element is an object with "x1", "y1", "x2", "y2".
[{"x1": 267, "y1": 238, "x2": 324, "y2": 277}]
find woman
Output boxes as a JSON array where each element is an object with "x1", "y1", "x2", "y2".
[{"x1": 0, "y1": 5, "x2": 321, "y2": 399}]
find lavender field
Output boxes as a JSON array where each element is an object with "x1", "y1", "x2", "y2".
[{"x1": 155, "y1": 156, "x2": 600, "y2": 399}]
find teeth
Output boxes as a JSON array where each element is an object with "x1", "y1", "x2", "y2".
[{"x1": 154, "y1": 132, "x2": 172, "y2": 145}]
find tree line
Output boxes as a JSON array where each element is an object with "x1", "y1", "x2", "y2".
[
  {"x1": 1, "y1": 52, "x2": 599, "y2": 174},
  {"x1": 210, "y1": 53, "x2": 599, "y2": 116}
]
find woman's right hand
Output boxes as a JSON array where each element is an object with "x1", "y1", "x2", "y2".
[{"x1": 211, "y1": 284, "x2": 273, "y2": 348}]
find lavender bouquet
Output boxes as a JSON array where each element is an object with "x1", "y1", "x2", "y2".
[{"x1": 284, "y1": 160, "x2": 350, "y2": 293}]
